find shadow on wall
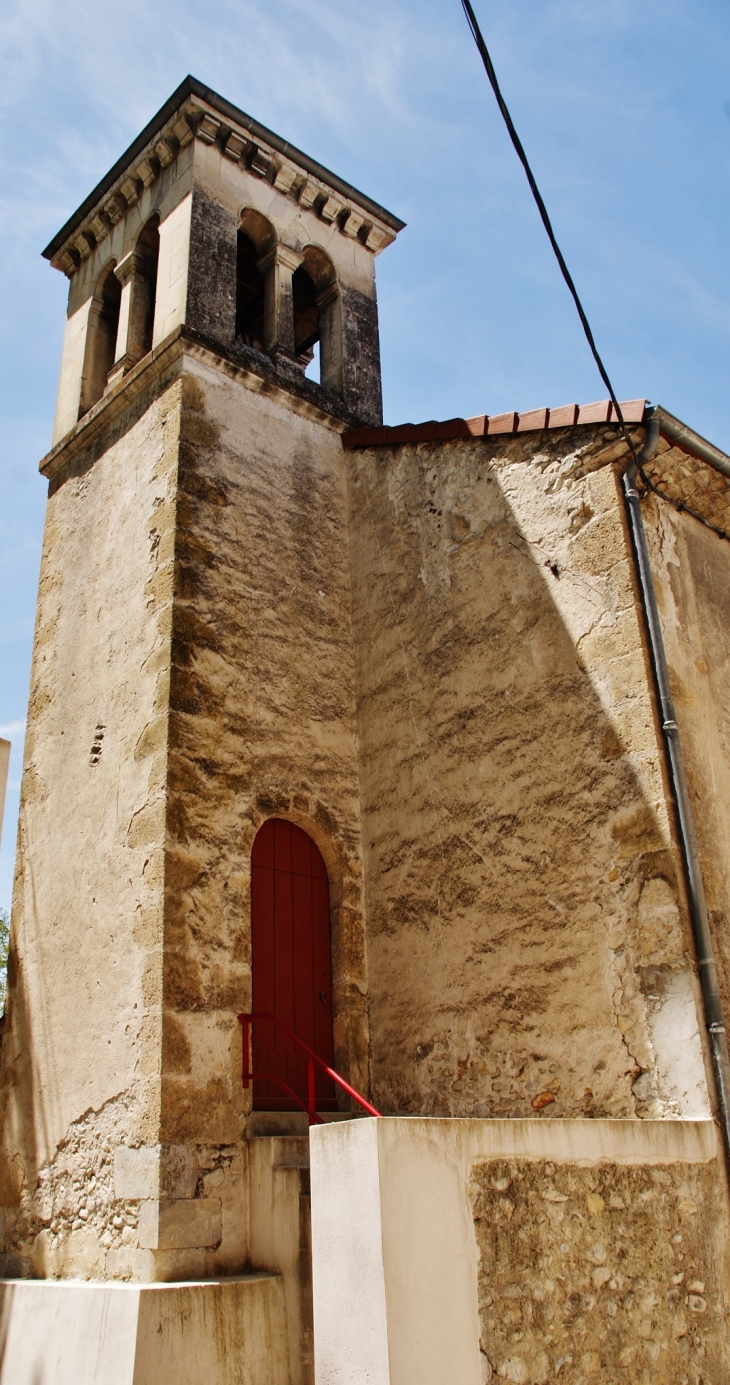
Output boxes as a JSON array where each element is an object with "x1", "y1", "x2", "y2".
[
  {"x1": 160, "y1": 377, "x2": 370, "y2": 1143},
  {"x1": 643, "y1": 498, "x2": 730, "y2": 1025},
  {"x1": 0, "y1": 825, "x2": 41, "y2": 1278},
  {"x1": 347, "y1": 433, "x2": 710, "y2": 1123}
]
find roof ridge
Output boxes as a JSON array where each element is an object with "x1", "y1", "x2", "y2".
[{"x1": 342, "y1": 399, "x2": 647, "y2": 448}]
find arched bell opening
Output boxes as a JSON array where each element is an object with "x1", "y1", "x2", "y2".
[
  {"x1": 236, "y1": 231, "x2": 265, "y2": 348},
  {"x1": 236, "y1": 209, "x2": 275, "y2": 351},
  {"x1": 134, "y1": 214, "x2": 160, "y2": 358},
  {"x1": 79, "y1": 263, "x2": 122, "y2": 416},
  {"x1": 250, "y1": 817, "x2": 337, "y2": 1112},
  {"x1": 296, "y1": 246, "x2": 341, "y2": 393},
  {"x1": 292, "y1": 264, "x2": 320, "y2": 376}
]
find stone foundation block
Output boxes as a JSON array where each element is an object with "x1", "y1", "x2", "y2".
[
  {"x1": 138, "y1": 1197, "x2": 222, "y2": 1250},
  {"x1": 0, "y1": 1273, "x2": 287, "y2": 1384}
]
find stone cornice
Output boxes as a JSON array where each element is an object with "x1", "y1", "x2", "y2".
[
  {"x1": 39, "y1": 326, "x2": 352, "y2": 484},
  {"x1": 42, "y1": 76, "x2": 405, "y2": 277}
]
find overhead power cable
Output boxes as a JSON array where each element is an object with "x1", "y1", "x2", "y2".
[
  {"x1": 458, "y1": 0, "x2": 730, "y2": 545},
  {"x1": 460, "y1": 0, "x2": 730, "y2": 1175}
]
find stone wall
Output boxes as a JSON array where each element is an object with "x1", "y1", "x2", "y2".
[
  {"x1": 155, "y1": 350, "x2": 368, "y2": 1278},
  {"x1": 0, "y1": 337, "x2": 369, "y2": 1282},
  {"x1": 640, "y1": 445, "x2": 730, "y2": 1024},
  {"x1": 0, "y1": 369, "x2": 181, "y2": 1277},
  {"x1": 346, "y1": 425, "x2": 711, "y2": 1122}
]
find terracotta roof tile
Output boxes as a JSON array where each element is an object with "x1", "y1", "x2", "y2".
[
  {"x1": 576, "y1": 400, "x2": 612, "y2": 425},
  {"x1": 547, "y1": 404, "x2": 578, "y2": 429},
  {"x1": 517, "y1": 407, "x2": 549, "y2": 431},
  {"x1": 486, "y1": 411, "x2": 517, "y2": 435},
  {"x1": 609, "y1": 399, "x2": 645, "y2": 423}
]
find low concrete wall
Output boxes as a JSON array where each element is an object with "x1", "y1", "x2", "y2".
[
  {"x1": 309, "y1": 1117, "x2": 729, "y2": 1385},
  {"x1": 0, "y1": 1274, "x2": 288, "y2": 1385}
]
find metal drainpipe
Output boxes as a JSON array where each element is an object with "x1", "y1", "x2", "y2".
[{"x1": 622, "y1": 410, "x2": 730, "y2": 1165}]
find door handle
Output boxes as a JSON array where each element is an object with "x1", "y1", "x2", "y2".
[{"x1": 319, "y1": 991, "x2": 327, "y2": 1002}]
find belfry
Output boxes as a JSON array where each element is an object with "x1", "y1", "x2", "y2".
[{"x1": 2, "y1": 73, "x2": 730, "y2": 1383}]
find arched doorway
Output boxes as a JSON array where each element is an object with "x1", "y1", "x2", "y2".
[{"x1": 251, "y1": 818, "x2": 337, "y2": 1111}]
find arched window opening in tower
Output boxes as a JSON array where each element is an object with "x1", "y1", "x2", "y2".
[
  {"x1": 293, "y1": 264, "x2": 320, "y2": 379},
  {"x1": 236, "y1": 230, "x2": 266, "y2": 350},
  {"x1": 297, "y1": 246, "x2": 340, "y2": 394},
  {"x1": 80, "y1": 265, "x2": 122, "y2": 416},
  {"x1": 135, "y1": 215, "x2": 160, "y2": 359}
]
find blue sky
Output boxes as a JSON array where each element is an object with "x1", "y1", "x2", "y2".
[{"x1": 2, "y1": 0, "x2": 730, "y2": 911}]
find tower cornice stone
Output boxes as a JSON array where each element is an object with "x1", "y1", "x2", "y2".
[{"x1": 42, "y1": 76, "x2": 405, "y2": 276}]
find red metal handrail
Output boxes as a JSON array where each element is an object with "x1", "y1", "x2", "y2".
[{"x1": 238, "y1": 1011, "x2": 381, "y2": 1127}]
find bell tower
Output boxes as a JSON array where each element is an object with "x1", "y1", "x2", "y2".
[
  {"x1": 47, "y1": 76, "x2": 402, "y2": 445},
  {"x1": 0, "y1": 76, "x2": 402, "y2": 1382}
]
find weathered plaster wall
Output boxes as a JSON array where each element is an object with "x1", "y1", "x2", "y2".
[
  {"x1": 0, "y1": 376, "x2": 181, "y2": 1278},
  {"x1": 346, "y1": 427, "x2": 709, "y2": 1121},
  {"x1": 641, "y1": 444, "x2": 730, "y2": 1025}
]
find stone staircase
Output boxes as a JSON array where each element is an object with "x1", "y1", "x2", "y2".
[{"x1": 246, "y1": 1115, "x2": 350, "y2": 1385}]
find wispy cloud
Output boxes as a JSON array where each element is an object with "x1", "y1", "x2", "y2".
[{"x1": 0, "y1": 723, "x2": 26, "y2": 738}]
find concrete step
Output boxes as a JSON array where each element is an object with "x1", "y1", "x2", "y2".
[
  {"x1": 247, "y1": 1136, "x2": 314, "y2": 1385},
  {"x1": 245, "y1": 1111, "x2": 355, "y2": 1139},
  {"x1": 270, "y1": 1136, "x2": 310, "y2": 1170}
]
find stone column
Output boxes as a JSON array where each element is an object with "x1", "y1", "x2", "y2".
[
  {"x1": 107, "y1": 250, "x2": 155, "y2": 387},
  {"x1": 257, "y1": 244, "x2": 303, "y2": 360},
  {"x1": 316, "y1": 282, "x2": 344, "y2": 396},
  {"x1": 339, "y1": 284, "x2": 383, "y2": 425}
]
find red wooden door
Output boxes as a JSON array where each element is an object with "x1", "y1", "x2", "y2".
[{"x1": 251, "y1": 818, "x2": 337, "y2": 1111}]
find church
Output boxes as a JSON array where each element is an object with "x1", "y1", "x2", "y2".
[{"x1": 1, "y1": 75, "x2": 729, "y2": 1382}]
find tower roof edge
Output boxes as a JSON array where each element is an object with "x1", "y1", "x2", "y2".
[{"x1": 42, "y1": 74, "x2": 406, "y2": 263}]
